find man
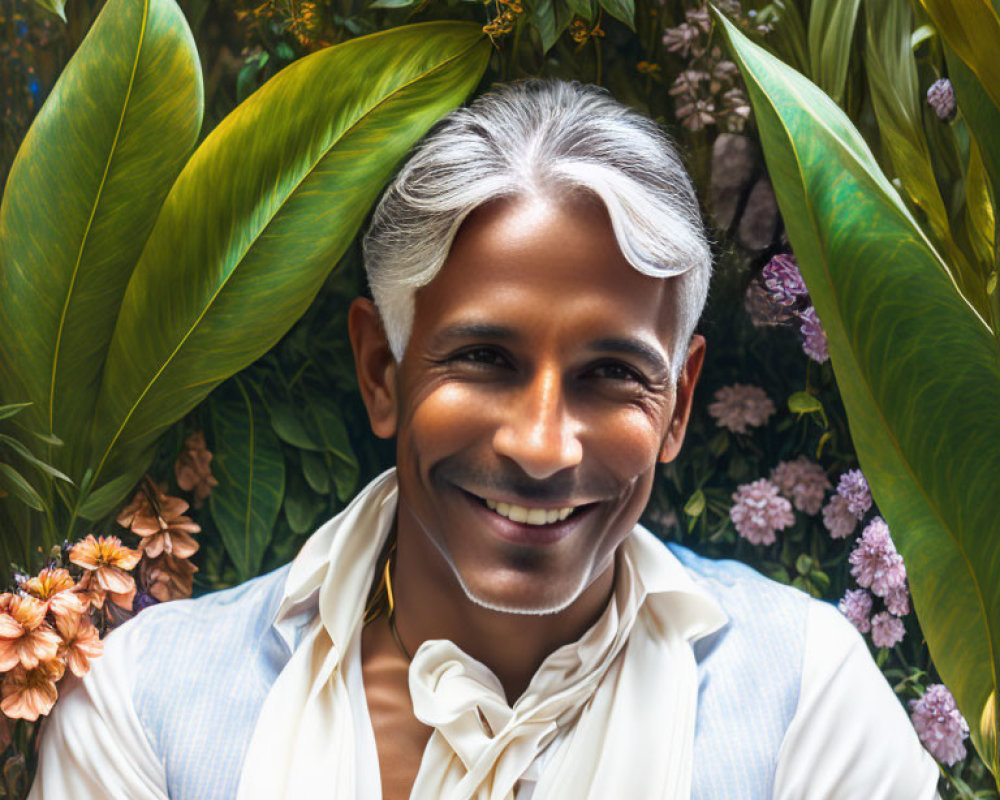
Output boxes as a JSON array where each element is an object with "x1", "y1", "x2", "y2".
[{"x1": 30, "y1": 80, "x2": 939, "y2": 799}]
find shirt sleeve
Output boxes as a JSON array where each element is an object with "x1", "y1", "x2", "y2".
[
  {"x1": 773, "y1": 600, "x2": 941, "y2": 800},
  {"x1": 28, "y1": 617, "x2": 169, "y2": 800}
]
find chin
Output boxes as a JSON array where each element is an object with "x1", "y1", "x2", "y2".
[{"x1": 450, "y1": 562, "x2": 592, "y2": 617}]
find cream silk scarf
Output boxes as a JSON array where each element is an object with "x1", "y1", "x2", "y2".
[{"x1": 237, "y1": 469, "x2": 727, "y2": 800}]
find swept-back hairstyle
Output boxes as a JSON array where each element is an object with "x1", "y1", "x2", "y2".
[{"x1": 362, "y1": 79, "x2": 712, "y2": 381}]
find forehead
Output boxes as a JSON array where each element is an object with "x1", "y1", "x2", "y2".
[{"x1": 411, "y1": 195, "x2": 678, "y2": 348}]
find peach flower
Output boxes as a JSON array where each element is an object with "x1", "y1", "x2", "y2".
[
  {"x1": 69, "y1": 536, "x2": 140, "y2": 611},
  {"x1": 174, "y1": 431, "x2": 219, "y2": 508},
  {"x1": 0, "y1": 660, "x2": 65, "y2": 721},
  {"x1": 118, "y1": 487, "x2": 200, "y2": 560},
  {"x1": 141, "y1": 554, "x2": 197, "y2": 603},
  {"x1": 22, "y1": 567, "x2": 87, "y2": 620},
  {"x1": 0, "y1": 594, "x2": 61, "y2": 670},
  {"x1": 55, "y1": 612, "x2": 103, "y2": 677}
]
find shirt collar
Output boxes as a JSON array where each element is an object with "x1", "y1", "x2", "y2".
[{"x1": 271, "y1": 469, "x2": 728, "y2": 651}]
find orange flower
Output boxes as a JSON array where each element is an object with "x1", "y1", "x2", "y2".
[
  {"x1": 0, "y1": 594, "x2": 61, "y2": 671},
  {"x1": 22, "y1": 567, "x2": 87, "y2": 620},
  {"x1": 118, "y1": 487, "x2": 200, "y2": 559},
  {"x1": 0, "y1": 660, "x2": 65, "y2": 721},
  {"x1": 141, "y1": 554, "x2": 197, "y2": 603},
  {"x1": 69, "y1": 536, "x2": 140, "y2": 611},
  {"x1": 174, "y1": 431, "x2": 219, "y2": 508},
  {"x1": 55, "y1": 613, "x2": 103, "y2": 677}
]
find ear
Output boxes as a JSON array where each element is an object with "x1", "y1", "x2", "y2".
[
  {"x1": 348, "y1": 297, "x2": 398, "y2": 439},
  {"x1": 658, "y1": 334, "x2": 706, "y2": 463}
]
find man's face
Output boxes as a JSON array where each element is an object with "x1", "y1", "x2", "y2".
[{"x1": 365, "y1": 194, "x2": 703, "y2": 614}]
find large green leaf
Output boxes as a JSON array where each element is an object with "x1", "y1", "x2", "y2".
[
  {"x1": 0, "y1": 0, "x2": 203, "y2": 476},
  {"x1": 209, "y1": 377, "x2": 285, "y2": 582},
  {"x1": 718, "y1": 13, "x2": 1000, "y2": 777},
  {"x1": 862, "y1": 0, "x2": 987, "y2": 317},
  {"x1": 87, "y1": 22, "x2": 491, "y2": 510},
  {"x1": 806, "y1": 0, "x2": 861, "y2": 106},
  {"x1": 919, "y1": 0, "x2": 1000, "y2": 112}
]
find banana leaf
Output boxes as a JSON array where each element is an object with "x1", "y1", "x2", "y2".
[
  {"x1": 85, "y1": 22, "x2": 491, "y2": 518},
  {"x1": 0, "y1": 0, "x2": 203, "y2": 477},
  {"x1": 718, "y1": 12, "x2": 1000, "y2": 778}
]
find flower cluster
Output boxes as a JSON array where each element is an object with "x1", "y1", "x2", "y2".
[
  {"x1": 748, "y1": 254, "x2": 830, "y2": 363},
  {"x1": 662, "y1": 3, "x2": 754, "y2": 132},
  {"x1": 838, "y1": 516, "x2": 911, "y2": 648},
  {"x1": 0, "y1": 441, "x2": 212, "y2": 727},
  {"x1": 729, "y1": 478, "x2": 795, "y2": 545},
  {"x1": 769, "y1": 456, "x2": 830, "y2": 515},
  {"x1": 836, "y1": 468, "x2": 872, "y2": 518},
  {"x1": 707, "y1": 383, "x2": 775, "y2": 434},
  {"x1": 909, "y1": 684, "x2": 969, "y2": 766}
]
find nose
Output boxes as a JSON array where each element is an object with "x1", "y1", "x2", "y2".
[{"x1": 492, "y1": 364, "x2": 583, "y2": 480}]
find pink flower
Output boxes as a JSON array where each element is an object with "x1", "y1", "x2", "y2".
[
  {"x1": 885, "y1": 584, "x2": 911, "y2": 617},
  {"x1": 909, "y1": 684, "x2": 969, "y2": 766},
  {"x1": 848, "y1": 517, "x2": 907, "y2": 598},
  {"x1": 822, "y1": 494, "x2": 857, "y2": 539},
  {"x1": 870, "y1": 611, "x2": 905, "y2": 648},
  {"x1": 729, "y1": 478, "x2": 795, "y2": 545},
  {"x1": 761, "y1": 254, "x2": 808, "y2": 308},
  {"x1": 769, "y1": 456, "x2": 830, "y2": 515},
  {"x1": 838, "y1": 588, "x2": 873, "y2": 634},
  {"x1": 797, "y1": 306, "x2": 829, "y2": 363},
  {"x1": 707, "y1": 384, "x2": 775, "y2": 434},
  {"x1": 836, "y1": 468, "x2": 872, "y2": 519}
]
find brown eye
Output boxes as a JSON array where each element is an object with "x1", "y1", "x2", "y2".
[{"x1": 591, "y1": 362, "x2": 647, "y2": 386}]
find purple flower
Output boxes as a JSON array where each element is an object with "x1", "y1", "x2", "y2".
[
  {"x1": 822, "y1": 494, "x2": 857, "y2": 539},
  {"x1": 926, "y1": 78, "x2": 956, "y2": 122},
  {"x1": 797, "y1": 306, "x2": 830, "y2": 363},
  {"x1": 849, "y1": 517, "x2": 907, "y2": 598},
  {"x1": 770, "y1": 456, "x2": 831, "y2": 515},
  {"x1": 761, "y1": 254, "x2": 808, "y2": 307},
  {"x1": 838, "y1": 588, "x2": 873, "y2": 634},
  {"x1": 909, "y1": 684, "x2": 969, "y2": 766},
  {"x1": 885, "y1": 584, "x2": 911, "y2": 616},
  {"x1": 707, "y1": 383, "x2": 775, "y2": 434},
  {"x1": 836, "y1": 468, "x2": 872, "y2": 519},
  {"x1": 744, "y1": 279, "x2": 795, "y2": 327},
  {"x1": 729, "y1": 478, "x2": 795, "y2": 545},
  {"x1": 870, "y1": 611, "x2": 906, "y2": 648}
]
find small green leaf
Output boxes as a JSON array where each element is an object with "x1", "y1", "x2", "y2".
[
  {"x1": 708, "y1": 430, "x2": 729, "y2": 457},
  {"x1": 78, "y1": 468, "x2": 142, "y2": 521},
  {"x1": 31, "y1": 0, "x2": 66, "y2": 21},
  {"x1": 810, "y1": 569, "x2": 831, "y2": 592},
  {"x1": 284, "y1": 470, "x2": 325, "y2": 535},
  {"x1": 0, "y1": 403, "x2": 31, "y2": 421},
  {"x1": 329, "y1": 454, "x2": 359, "y2": 503},
  {"x1": 683, "y1": 489, "x2": 706, "y2": 517},
  {"x1": 532, "y1": 0, "x2": 559, "y2": 51},
  {"x1": 0, "y1": 434, "x2": 72, "y2": 483},
  {"x1": 806, "y1": 0, "x2": 861, "y2": 106},
  {"x1": 301, "y1": 450, "x2": 331, "y2": 495},
  {"x1": 598, "y1": 0, "x2": 634, "y2": 29},
  {"x1": 795, "y1": 553, "x2": 814, "y2": 575},
  {"x1": 0, "y1": 464, "x2": 46, "y2": 511},
  {"x1": 788, "y1": 391, "x2": 823, "y2": 414},
  {"x1": 370, "y1": 0, "x2": 422, "y2": 8},
  {"x1": 270, "y1": 403, "x2": 320, "y2": 451}
]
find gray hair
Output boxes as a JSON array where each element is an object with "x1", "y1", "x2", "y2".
[{"x1": 362, "y1": 79, "x2": 712, "y2": 381}]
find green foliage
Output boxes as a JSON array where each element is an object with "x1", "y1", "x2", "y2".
[
  {"x1": 718, "y1": 11, "x2": 1000, "y2": 779},
  {"x1": 806, "y1": 0, "x2": 860, "y2": 106},
  {"x1": 209, "y1": 377, "x2": 285, "y2": 582},
  {"x1": 0, "y1": 0, "x2": 204, "y2": 479}
]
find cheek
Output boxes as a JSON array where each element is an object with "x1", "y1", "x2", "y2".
[
  {"x1": 582, "y1": 406, "x2": 669, "y2": 479},
  {"x1": 400, "y1": 384, "x2": 494, "y2": 463}
]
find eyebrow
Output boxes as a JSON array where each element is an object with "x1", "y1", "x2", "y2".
[
  {"x1": 587, "y1": 337, "x2": 671, "y2": 378},
  {"x1": 433, "y1": 325, "x2": 671, "y2": 377}
]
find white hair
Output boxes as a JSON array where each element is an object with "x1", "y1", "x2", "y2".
[{"x1": 362, "y1": 79, "x2": 712, "y2": 381}]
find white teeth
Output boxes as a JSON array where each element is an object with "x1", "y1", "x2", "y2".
[{"x1": 484, "y1": 498, "x2": 576, "y2": 525}]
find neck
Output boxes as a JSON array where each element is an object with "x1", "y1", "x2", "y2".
[{"x1": 390, "y1": 513, "x2": 616, "y2": 702}]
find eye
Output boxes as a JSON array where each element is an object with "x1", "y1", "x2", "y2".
[
  {"x1": 589, "y1": 361, "x2": 648, "y2": 386},
  {"x1": 450, "y1": 347, "x2": 511, "y2": 368}
]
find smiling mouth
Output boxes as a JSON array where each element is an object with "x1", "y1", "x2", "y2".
[{"x1": 464, "y1": 491, "x2": 591, "y2": 526}]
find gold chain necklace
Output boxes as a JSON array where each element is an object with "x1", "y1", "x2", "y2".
[{"x1": 363, "y1": 540, "x2": 412, "y2": 662}]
